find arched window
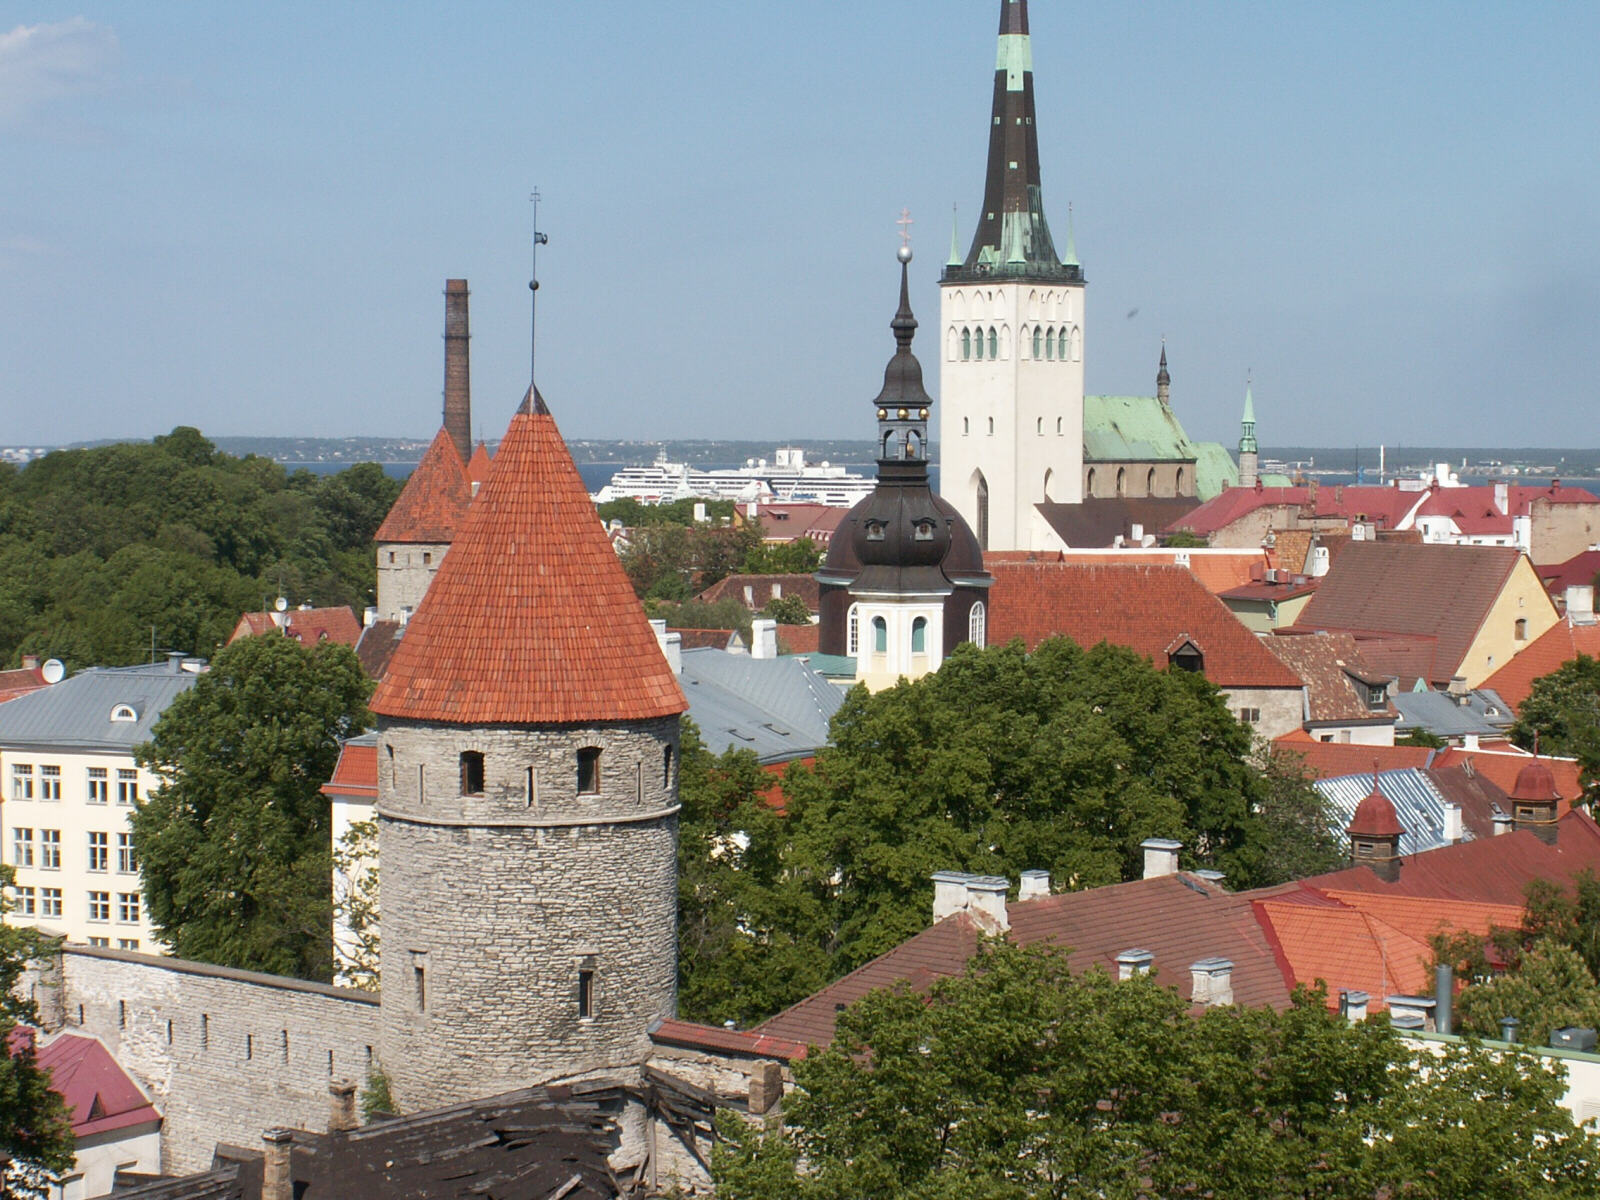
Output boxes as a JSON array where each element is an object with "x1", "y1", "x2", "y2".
[
  {"x1": 1070, "y1": 326, "x2": 1082, "y2": 360},
  {"x1": 1116, "y1": 468, "x2": 1127, "y2": 497},
  {"x1": 1033, "y1": 327, "x2": 1043, "y2": 358},
  {"x1": 847, "y1": 604, "x2": 861, "y2": 656},
  {"x1": 1515, "y1": 617, "x2": 1528, "y2": 641},
  {"x1": 1086, "y1": 468, "x2": 1097, "y2": 495},
  {"x1": 975, "y1": 472, "x2": 990, "y2": 550},
  {"x1": 1175, "y1": 467, "x2": 1186, "y2": 494},
  {"x1": 1045, "y1": 329, "x2": 1055, "y2": 360},
  {"x1": 1056, "y1": 416, "x2": 1063, "y2": 435},
  {"x1": 969, "y1": 601, "x2": 986, "y2": 649},
  {"x1": 1043, "y1": 468, "x2": 1054, "y2": 500},
  {"x1": 882, "y1": 431, "x2": 895, "y2": 458},
  {"x1": 577, "y1": 746, "x2": 602, "y2": 794},
  {"x1": 912, "y1": 617, "x2": 927, "y2": 654},
  {"x1": 987, "y1": 327, "x2": 998, "y2": 359},
  {"x1": 947, "y1": 327, "x2": 959, "y2": 361},
  {"x1": 962, "y1": 328, "x2": 972, "y2": 360},
  {"x1": 872, "y1": 616, "x2": 888, "y2": 654},
  {"x1": 907, "y1": 429, "x2": 922, "y2": 458},
  {"x1": 1147, "y1": 468, "x2": 1157, "y2": 495},
  {"x1": 987, "y1": 417, "x2": 994, "y2": 436}
]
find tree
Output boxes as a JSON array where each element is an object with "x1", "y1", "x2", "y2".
[
  {"x1": 331, "y1": 819, "x2": 380, "y2": 991},
  {"x1": 714, "y1": 940, "x2": 1598, "y2": 1200},
  {"x1": 1511, "y1": 653, "x2": 1600, "y2": 808},
  {"x1": 758, "y1": 594, "x2": 812, "y2": 625},
  {"x1": 1257, "y1": 746, "x2": 1348, "y2": 883},
  {"x1": 1164, "y1": 529, "x2": 1207, "y2": 548},
  {"x1": 0, "y1": 868, "x2": 75, "y2": 1198},
  {"x1": 1453, "y1": 939, "x2": 1600, "y2": 1047},
  {"x1": 742, "y1": 536, "x2": 822, "y2": 575},
  {"x1": 133, "y1": 635, "x2": 372, "y2": 979}
]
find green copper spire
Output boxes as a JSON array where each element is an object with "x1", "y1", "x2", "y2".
[
  {"x1": 1239, "y1": 380, "x2": 1258, "y2": 454},
  {"x1": 948, "y1": 205, "x2": 962, "y2": 267}
]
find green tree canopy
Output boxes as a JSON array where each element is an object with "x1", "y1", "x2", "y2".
[
  {"x1": 132, "y1": 635, "x2": 372, "y2": 979},
  {"x1": 714, "y1": 940, "x2": 1598, "y2": 1200},
  {"x1": 1511, "y1": 653, "x2": 1600, "y2": 808}
]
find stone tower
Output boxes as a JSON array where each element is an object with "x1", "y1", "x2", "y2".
[
  {"x1": 818, "y1": 249, "x2": 992, "y2": 690},
  {"x1": 1238, "y1": 381, "x2": 1259, "y2": 490},
  {"x1": 939, "y1": 0, "x2": 1085, "y2": 552},
  {"x1": 369, "y1": 386, "x2": 686, "y2": 1110}
]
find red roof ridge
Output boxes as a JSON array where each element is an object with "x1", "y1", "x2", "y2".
[
  {"x1": 371, "y1": 403, "x2": 686, "y2": 724},
  {"x1": 375, "y1": 428, "x2": 471, "y2": 544}
]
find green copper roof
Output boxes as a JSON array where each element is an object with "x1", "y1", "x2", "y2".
[
  {"x1": 947, "y1": 208, "x2": 962, "y2": 267},
  {"x1": 1238, "y1": 385, "x2": 1258, "y2": 454},
  {"x1": 1082, "y1": 394, "x2": 1238, "y2": 501},
  {"x1": 1242, "y1": 385, "x2": 1256, "y2": 427},
  {"x1": 1192, "y1": 441, "x2": 1242, "y2": 501}
]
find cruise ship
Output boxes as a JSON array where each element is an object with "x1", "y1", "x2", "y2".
[{"x1": 592, "y1": 446, "x2": 875, "y2": 508}]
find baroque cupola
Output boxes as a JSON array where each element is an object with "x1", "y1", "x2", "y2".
[
  {"x1": 1346, "y1": 766, "x2": 1405, "y2": 883},
  {"x1": 818, "y1": 246, "x2": 992, "y2": 689},
  {"x1": 1509, "y1": 750, "x2": 1561, "y2": 844}
]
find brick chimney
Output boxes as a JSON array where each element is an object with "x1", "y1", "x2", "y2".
[{"x1": 443, "y1": 280, "x2": 472, "y2": 464}]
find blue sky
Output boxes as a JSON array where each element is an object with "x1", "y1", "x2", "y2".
[{"x1": 4, "y1": 2, "x2": 1597, "y2": 450}]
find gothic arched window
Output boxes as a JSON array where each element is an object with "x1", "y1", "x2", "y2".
[
  {"x1": 1085, "y1": 468, "x2": 1096, "y2": 495},
  {"x1": 962, "y1": 328, "x2": 972, "y2": 361},
  {"x1": 987, "y1": 327, "x2": 998, "y2": 359},
  {"x1": 1045, "y1": 329, "x2": 1055, "y2": 360},
  {"x1": 969, "y1": 601, "x2": 986, "y2": 649},
  {"x1": 847, "y1": 604, "x2": 861, "y2": 657},
  {"x1": 1147, "y1": 468, "x2": 1157, "y2": 495},
  {"x1": 1033, "y1": 327, "x2": 1043, "y2": 359},
  {"x1": 1116, "y1": 468, "x2": 1127, "y2": 497}
]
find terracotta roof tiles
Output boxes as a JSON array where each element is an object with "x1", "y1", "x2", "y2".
[
  {"x1": 1263, "y1": 631, "x2": 1397, "y2": 724},
  {"x1": 1431, "y1": 746, "x2": 1584, "y2": 802},
  {"x1": 374, "y1": 428, "x2": 471, "y2": 544},
  {"x1": 371, "y1": 396, "x2": 686, "y2": 725},
  {"x1": 1271, "y1": 732, "x2": 1434, "y2": 779},
  {"x1": 321, "y1": 740, "x2": 378, "y2": 799},
  {"x1": 1480, "y1": 617, "x2": 1600, "y2": 710}
]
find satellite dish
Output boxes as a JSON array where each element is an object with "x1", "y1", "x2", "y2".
[
  {"x1": 274, "y1": 596, "x2": 289, "y2": 612},
  {"x1": 41, "y1": 659, "x2": 65, "y2": 684}
]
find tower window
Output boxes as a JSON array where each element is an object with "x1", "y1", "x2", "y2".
[
  {"x1": 577, "y1": 747, "x2": 602, "y2": 794},
  {"x1": 1033, "y1": 327, "x2": 1043, "y2": 358},
  {"x1": 847, "y1": 605, "x2": 861, "y2": 657},
  {"x1": 1046, "y1": 329, "x2": 1055, "y2": 360},
  {"x1": 987, "y1": 417, "x2": 994, "y2": 436},
  {"x1": 414, "y1": 965, "x2": 426, "y2": 1013},
  {"x1": 578, "y1": 966, "x2": 595, "y2": 1019},
  {"x1": 962, "y1": 328, "x2": 972, "y2": 360},
  {"x1": 1037, "y1": 417, "x2": 1043, "y2": 436},
  {"x1": 459, "y1": 751, "x2": 484, "y2": 796},
  {"x1": 912, "y1": 617, "x2": 928, "y2": 654},
  {"x1": 914, "y1": 520, "x2": 934, "y2": 541},
  {"x1": 1056, "y1": 417, "x2": 1063, "y2": 435},
  {"x1": 987, "y1": 327, "x2": 998, "y2": 359},
  {"x1": 1515, "y1": 618, "x2": 1528, "y2": 641},
  {"x1": 1147, "y1": 468, "x2": 1157, "y2": 495},
  {"x1": 963, "y1": 417, "x2": 969, "y2": 436},
  {"x1": 865, "y1": 520, "x2": 886, "y2": 542},
  {"x1": 1086, "y1": 468, "x2": 1097, "y2": 495},
  {"x1": 872, "y1": 616, "x2": 888, "y2": 654},
  {"x1": 969, "y1": 602, "x2": 986, "y2": 649},
  {"x1": 1116, "y1": 468, "x2": 1127, "y2": 497},
  {"x1": 663, "y1": 744, "x2": 674, "y2": 788}
]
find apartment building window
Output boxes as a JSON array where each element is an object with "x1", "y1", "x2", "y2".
[
  {"x1": 14, "y1": 887, "x2": 35, "y2": 917},
  {"x1": 117, "y1": 833, "x2": 137, "y2": 874},
  {"x1": 40, "y1": 830, "x2": 60, "y2": 870},
  {"x1": 87, "y1": 937, "x2": 109, "y2": 947},
  {"x1": 117, "y1": 770, "x2": 138, "y2": 805},
  {"x1": 87, "y1": 832, "x2": 109, "y2": 873},
  {"x1": 12, "y1": 828, "x2": 33, "y2": 868},
  {"x1": 39, "y1": 766, "x2": 61, "y2": 801},
  {"x1": 11, "y1": 765, "x2": 32, "y2": 801},
  {"x1": 40, "y1": 888, "x2": 61, "y2": 918},
  {"x1": 88, "y1": 891, "x2": 111, "y2": 922},
  {"x1": 118, "y1": 940, "x2": 140, "y2": 951},
  {"x1": 87, "y1": 768, "x2": 108, "y2": 804},
  {"x1": 117, "y1": 893, "x2": 140, "y2": 924},
  {"x1": 1238, "y1": 707, "x2": 1262, "y2": 725}
]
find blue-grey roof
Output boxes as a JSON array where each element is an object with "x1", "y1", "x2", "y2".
[
  {"x1": 679, "y1": 648, "x2": 844, "y2": 764},
  {"x1": 1315, "y1": 767, "x2": 1487, "y2": 857},
  {"x1": 789, "y1": 653, "x2": 857, "y2": 681},
  {"x1": 1392, "y1": 689, "x2": 1514, "y2": 738},
  {"x1": 0, "y1": 663, "x2": 200, "y2": 752}
]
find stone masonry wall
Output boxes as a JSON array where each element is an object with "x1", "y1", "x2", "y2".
[
  {"x1": 38, "y1": 947, "x2": 379, "y2": 1175},
  {"x1": 378, "y1": 716, "x2": 679, "y2": 1113},
  {"x1": 376, "y1": 541, "x2": 449, "y2": 623}
]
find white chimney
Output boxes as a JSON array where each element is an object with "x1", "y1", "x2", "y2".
[
  {"x1": 1310, "y1": 545, "x2": 1330, "y2": 577},
  {"x1": 650, "y1": 621, "x2": 683, "y2": 675},
  {"x1": 363, "y1": 606, "x2": 378, "y2": 628},
  {"x1": 1017, "y1": 869, "x2": 1051, "y2": 901},
  {"x1": 694, "y1": 501, "x2": 709, "y2": 523},
  {"x1": 751, "y1": 618, "x2": 779, "y2": 660},
  {"x1": 1443, "y1": 803, "x2": 1464, "y2": 844},
  {"x1": 1116, "y1": 948, "x2": 1154, "y2": 981},
  {"x1": 1493, "y1": 810, "x2": 1514, "y2": 836},
  {"x1": 1340, "y1": 989, "x2": 1370, "y2": 1024},
  {"x1": 1386, "y1": 995, "x2": 1437, "y2": 1031},
  {"x1": 1141, "y1": 838, "x2": 1182, "y2": 879},
  {"x1": 932, "y1": 871, "x2": 971, "y2": 922},
  {"x1": 964, "y1": 876, "x2": 1010, "y2": 933},
  {"x1": 1493, "y1": 481, "x2": 1509, "y2": 514},
  {"x1": 1194, "y1": 869, "x2": 1226, "y2": 887},
  {"x1": 1567, "y1": 585, "x2": 1596, "y2": 622},
  {"x1": 1189, "y1": 958, "x2": 1234, "y2": 1006}
]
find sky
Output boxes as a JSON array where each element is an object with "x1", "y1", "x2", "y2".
[{"x1": 4, "y1": 1, "x2": 1599, "y2": 451}]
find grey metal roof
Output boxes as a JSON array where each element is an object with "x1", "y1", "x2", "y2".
[
  {"x1": 678, "y1": 648, "x2": 844, "y2": 764},
  {"x1": 0, "y1": 663, "x2": 200, "y2": 752},
  {"x1": 1315, "y1": 767, "x2": 1495, "y2": 858},
  {"x1": 1392, "y1": 688, "x2": 1515, "y2": 738}
]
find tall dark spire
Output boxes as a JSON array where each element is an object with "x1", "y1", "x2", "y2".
[
  {"x1": 1156, "y1": 341, "x2": 1171, "y2": 408},
  {"x1": 945, "y1": 0, "x2": 1079, "y2": 283},
  {"x1": 872, "y1": 246, "x2": 933, "y2": 482}
]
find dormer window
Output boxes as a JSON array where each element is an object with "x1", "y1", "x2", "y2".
[
  {"x1": 1366, "y1": 685, "x2": 1387, "y2": 709},
  {"x1": 1167, "y1": 639, "x2": 1204, "y2": 674},
  {"x1": 914, "y1": 520, "x2": 935, "y2": 541},
  {"x1": 865, "y1": 521, "x2": 887, "y2": 542},
  {"x1": 110, "y1": 705, "x2": 138, "y2": 723}
]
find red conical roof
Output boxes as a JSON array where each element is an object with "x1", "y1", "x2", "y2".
[
  {"x1": 1347, "y1": 770, "x2": 1405, "y2": 839},
  {"x1": 466, "y1": 440, "x2": 493, "y2": 492},
  {"x1": 375, "y1": 428, "x2": 470, "y2": 544},
  {"x1": 370, "y1": 392, "x2": 685, "y2": 725},
  {"x1": 1511, "y1": 757, "x2": 1560, "y2": 803}
]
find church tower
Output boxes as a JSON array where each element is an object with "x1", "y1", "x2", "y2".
[
  {"x1": 939, "y1": 0, "x2": 1085, "y2": 552},
  {"x1": 818, "y1": 248, "x2": 992, "y2": 690},
  {"x1": 1238, "y1": 381, "x2": 1259, "y2": 489},
  {"x1": 370, "y1": 386, "x2": 686, "y2": 1110}
]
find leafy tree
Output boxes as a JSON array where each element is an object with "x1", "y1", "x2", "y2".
[
  {"x1": 1397, "y1": 727, "x2": 1448, "y2": 749},
  {"x1": 758, "y1": 593, "x2": 812, "y2": 626},
  {"x1": 132, "y1": 635, "x2": 372, "y2": 980},
  {"x1": 1256, "y1": 745, "x2": 1347, "y2": 883},
  {"x1": 621, "y1": 523, "x2": 761, "y2": 602},
  {"x1": 1163, "y1": 529, "x2": 1207, "y2": 548},
  {"x1": 1511, "y1": 653, "x2": 1600, "y2": 808},
  {"x1": 714, "y1": 940, "x2": 1598, "y2": 1200},
  {"x1": 1453, "y1": 939, "x2": 1600, "y2": 1047},
  {"x1": 646, "y1": 597, "x2": 753, "y2": 642},
  {"x1": 331, "y1": 819, "x2": 381, "y2": 991},
  {"x1": 742, "y1": 536, "x2": 822, "y2": 575},
  {"x1": 0, "y1": 868, "x2": 75, "y2": 1198},
  {"x1": 596, "y1": 496, "x2": 735, "y2": 529}
]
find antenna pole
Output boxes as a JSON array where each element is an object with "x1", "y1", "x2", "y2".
[{"x1": 529, "y1": 189, "x2": 550, "y2": 386}]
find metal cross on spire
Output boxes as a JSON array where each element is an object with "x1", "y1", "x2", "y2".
[
  {"x1": 528, "y1": 189, "x2": 550, "y2": 387},
  {"x1": 897, "y1": 207, "x2": 914, "y2": 250}
]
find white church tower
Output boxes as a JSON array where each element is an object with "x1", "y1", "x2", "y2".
[{"x1": 939, "y1": 0, "x2": 1085, "y2": 552}]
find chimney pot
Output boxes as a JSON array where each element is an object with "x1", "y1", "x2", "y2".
[
  {"x1": 1442, "y1": 804, "x2": 1464, "y2": 844},
  {"x1": 1018, "y1": 869, "x2": 1051, "y2": 900},
  {"x1": 964, "y1": 876, "x2": 1010, "y2": 933},
  {"x1": 1193, "y1": 869, "x2": 1226, "y2": 887},
  {"x1": 932, "y1": 870, "x2": 973, "y2": 922},
  {"x1": 1141, "y1": 838, "x2": 1183, "y2": 879},
  {"x1": 1189, "y1": 958, "x2": 1233, "y2": 1006},
  {"x1": 751, "y1": 618, "x2": 779, "y2": 660},
  {"x1": 1566, "y1": 584, "x2": 1596, "y2": 620},
  {"x1": 1434, "y1": 964, "x2": 1454, "y2": 1035},
  {"x1": 1492, "y1": 810, "x2": 1514, "y2": 836},
  {"x1": 1498, "y1": 1015, "x2": 1521, "y2": 1044},
  {"x1": 1115, "y1": 948, "x2": 1154, "y2": 981}
]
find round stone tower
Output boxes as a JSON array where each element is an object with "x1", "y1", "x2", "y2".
[{"x1": 369, "y1": 385, "x2": 686, "y2": 1110}]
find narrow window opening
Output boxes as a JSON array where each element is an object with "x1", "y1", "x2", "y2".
[
  {"x1": 246, "y1": 1033, "x2": 253, "y2": 1061},
  {"x1": 328, "y1": 1049, "x2": 335, "y2": 1076},
  {"x1": 281, "y1": 1029, "x2": 289, "y2": 1062},
  {"x1": 872, "y1": 616, "x2": 888, "y2": 654},
  {"x1": 635, "y1": 760, "x2": 643, "y2": 803},
  {"x1": 119, "y1": 1000, "x2": 126, "y2": 1029},
  {"x1": 577, "y1": 747, "x2": 602, "y2": 795},
  {"x1": 962, "y1": 328, "x2": 971, "y2": 360},
  {"x1": 166, "y1": 1019, "x2": 173, "y2": 1044},
  {"x1": 459, "y1": 750, "x2": 484, "y2": 796},
  {"x1": 201, "y1": 1014, "x2": 209, "y2": 1050},
  {"x1": 987, "y1": 327, "x2": 997, "y2": 358},
  {"x1": 912, "y1": 617, "x2": 928, "y2": 654},
  {"x1": 417, "y1": 763, "x2": 426, "y2": 805},
  {"x1": 414, "y1": 965, "x2": 427, "y2": 1013},
  {"x1": 578, "y1": 968, "x2": 595, "y2": 1019},
  {"x1": 526, "y1": 766, "x2": 537, "y2": 808},
  {"x1": 662, "y1": 745, "x2": 674, "y2": 788}
]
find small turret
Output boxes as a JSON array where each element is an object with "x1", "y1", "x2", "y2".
[
  {"x1": 1238, "y1": 379, "x2": 1259, "y2": 489},
  {"x1": 1509, "y1": 748, "x2": 1561, "y2": 844},
  {"x1": 1347, "y1": 766, "x2": 1404, "y2": 883}
]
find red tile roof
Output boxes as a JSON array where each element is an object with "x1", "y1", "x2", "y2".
[
  {"x1": 1480, "y1": 617, "x2": 1600, "y2": 709},
  {"x1": 1431, "y1": 746, "x2": 1584, "y2": 803},
  {"x1": 1253, "y1": 893, "x2": 1434, "y2": 1006},
  {"x1": 777, "y1": 622, "x2": 821, "y2": 654},
  {"x1": 1317, "y1": 889, "x2": 1526, "y2": 946},
  {"x1": 321, "y1": 741, "x2": 378, "y2": 799},
  {"x1": 985, "y1": 549, "x2": 1266, "y2": 596},
  {"x1": 354, "y1": 619, "x2": 404, "y2": 680},
  {"x1": 466, "y1": 440, "x2": 493, "y2": 491},
  {"x1": 1295, "y1": 542, "x2": 1524, "y2": 684},
  {"x1": 1538, "y1": 550, "x2": 1600, "y2": 598},
  {"x1": 0, "y1": 665, "x2": 47, "y2": 705},
  {"x1": 228, "y1": 606, "x2": 362, "y2": 649},
  {"x1": 1262, "y1": 631, "x2": 1397, "y2": 724},
  {"x1": 651, "y1": 1018, "x2": 810, "y2": 1061},
  {"x1": 753, "y1": 504, "x2": 848, "y2": 546},
  {"x1": 36, "y1": 1031, "x2": 160, "y2": 1139},
  {"x1": 1171, "y1": 485, "x2": 1425, "y2": 538},
  {"x1": 696, "y1": 574, "x2": 821, "y2": 612},
  {"x1": 371, "y1": 394, "x2": 686, "y2": 725},
  {"x1": 987, "y1": 563, "x2": 1303, "y2": 689},
  {"x1": 374, "y1": 428, "x2": 470, "y2": 544},
  {"x1": 1271, "y1": 733, "x2": 1435, "y2": 779},
  {"x1": 754, "y1": 874, "x2": 1293, "y2": 1051}
]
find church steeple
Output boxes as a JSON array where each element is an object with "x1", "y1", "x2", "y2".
[
  {"x1": 1238, "y1": 379, "x2": 1259, "y2": 489},
  {"x1": 945, "y1": 0, "x2": 1078, "y2": 283},
  {"x1": 1156, "y1": 342, "x2": 1171, "y2": 408},
  {"x1": 872, "y1": 245, "x2": 933, "y2": 482}
]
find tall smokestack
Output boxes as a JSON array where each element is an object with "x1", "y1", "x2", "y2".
[{"x1": 443, "y1": 279, "x2": 471, "y2": 463}]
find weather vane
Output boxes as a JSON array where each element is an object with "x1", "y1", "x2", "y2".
[{"x1": 529, "y1": 189, "x2": 550, "y2": 386}]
